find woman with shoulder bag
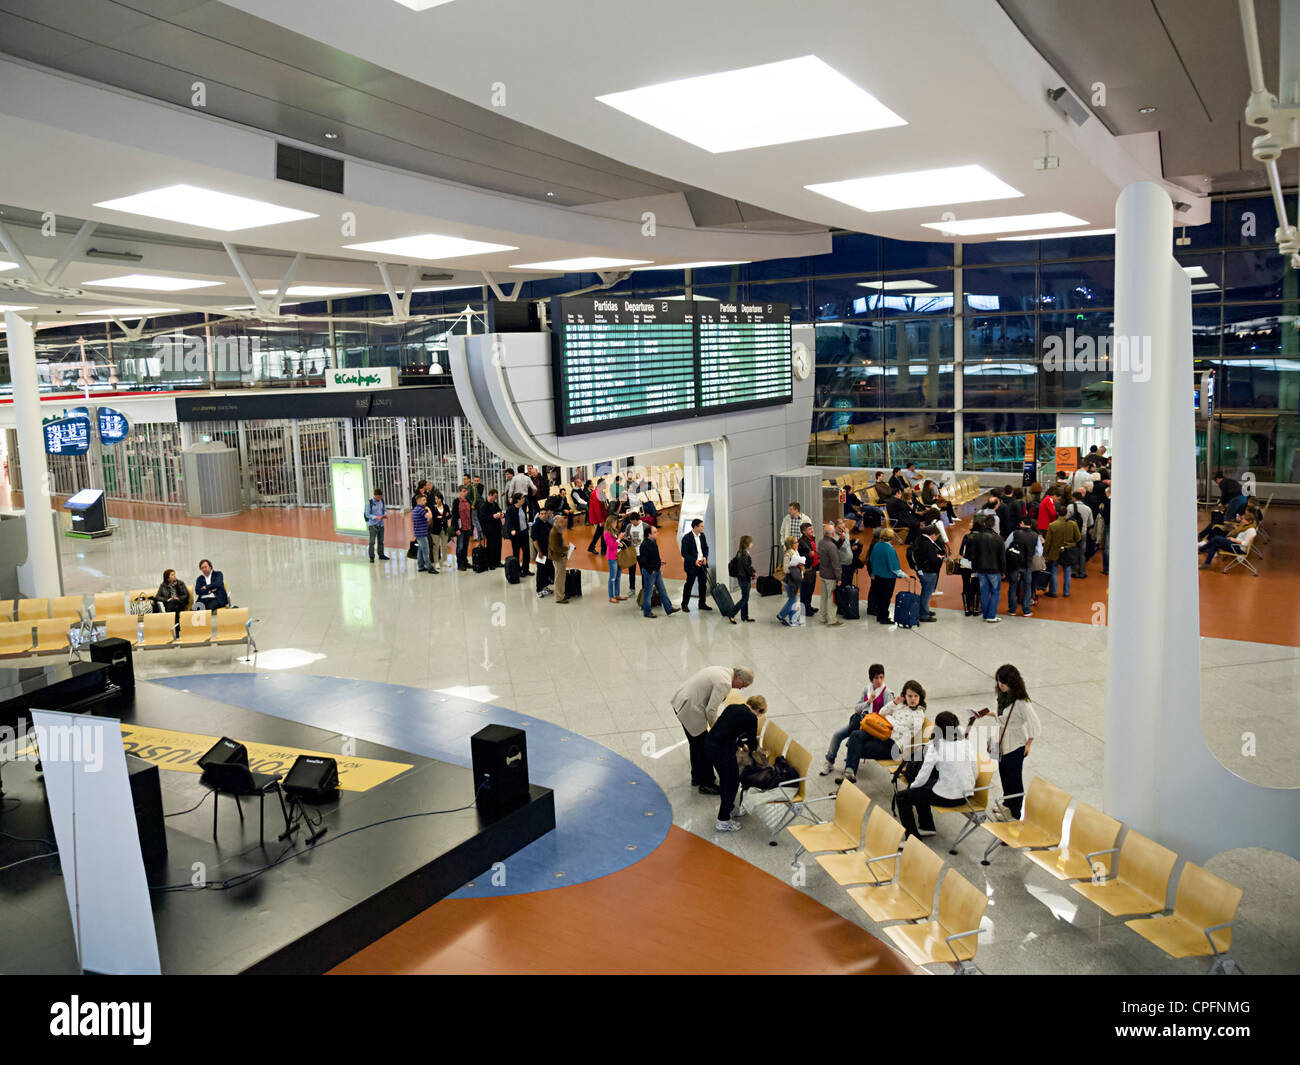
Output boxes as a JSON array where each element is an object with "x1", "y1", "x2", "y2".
[
  {"x1": 730, "y1": 535, "x2": 756, "y2": 624},
  {"x1": 840, "y1": 678, "x2": 927, "y2": 784},
  {"x1": 777, "y1": 536, "x2": 804, "y2": 627},
  {"x1": 969, "y1": 664, "x2": 1041, "y2": 820}
]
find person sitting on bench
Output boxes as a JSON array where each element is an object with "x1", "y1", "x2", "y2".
[
  {"x1": 194, "y1": 559, "x2": 229, "y2": 611},
  {"x1": 895, "y1": 710, "x2": 977, "y2": 840},
  {"x1": 1201, "y1": 525, "x2": 1258, "y2": 569}
]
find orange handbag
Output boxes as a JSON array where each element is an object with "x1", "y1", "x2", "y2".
[{"x1": 860, "y1": 712, "x2": 893, "y2": 739}]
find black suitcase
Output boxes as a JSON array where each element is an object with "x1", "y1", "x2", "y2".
[
  {"x1": 565, "y1": 569, "x2": 583, "y2": 598},
  {"x1": 835, "y1": 584, "x2": 860, "y2": 620},
  {"x1": 711, "y1": 577, "x2": 736, "y2": 618},
  {"x1": 472, "y1": 546, "x2": 488, "y2": 573},
  {"x1": 538, "y1": 559, "x2": 555, "y2": 588},
  {"x1": 757, "y1": 544, "x2": 783, "y2": 596},
  {"x1": 504, "y1": 557, "x2": 520, "y2": 584}
]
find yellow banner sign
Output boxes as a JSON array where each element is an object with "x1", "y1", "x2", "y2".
[{"x1": 119, "y1": 723, "x2": 413, "y2": 792}]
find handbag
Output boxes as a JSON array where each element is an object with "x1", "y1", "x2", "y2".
[
  {"x1": 616, "y1": 544, "x2": 636, "y2": 568},
  {"x1": 1031, "y1": 553, "x2": 1047, "y2": 573},
  {"x1": 859, "y1": 712, "x2": 893, "y2": 739},
  {"x1": 130, "y1": 594, "x2": 155, "y2": 616},
  {"x1": 944, "y1": 556, "x2": 963, "y2": 575}
]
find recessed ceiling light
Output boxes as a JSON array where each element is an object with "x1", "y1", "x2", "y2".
[
  {"x1": 323, "y1": 132, "x2": 339, "y2": 140},
  {"x1": 633, "y1": 261, "x2": 749, "y2": 270},
  {"x1": 391, "y1": 0, "x2": 456, "y2": 9},
  {"x1": 77, "y1": 307, "x2": 180, "y2": 316},
  {"x1": 596, "y1": 55, "x2": 905, "y2": 153},
  {"x1": 509, "y1": 257, "x2": 653, "y2": 271},
  {"x1": 1182, "y1": 265, "x2": 1208, "y2": 278},
  {"x1": 922, "y1": 212, "x2": 1087, "y2": 236},
  {"x1": 806, "y1": 165, "x2": 1022, "y2": 213},
  {"x1": 257, "y1": 286, "x2": 370, "y2": 297},
  {"x1": 94, "y1": 184, "x2": 317, "y2": 232},
  {"x1": 224, "y1": 303, "x2": 301, "y2": 311},
  {"x1": 546, "y1": 192, "x2": 556, "y2": 197},
  {"x1": 858, "y1": 279, "x2": 938, "y2": 290},
  {"x1": 344, "y1": 234, "x2": 517, "y2": 260},
  {"x1": 1190, "y1": 282, "x2": 1220, "y2": 292},
  {"x1": 997, "y1": 228, "x2": 1116, "y2": 241},
  {"x1": 1138, "y1": 106, "x2": 1157, "y2": 114},
  {"x1": 84, "y1": 273, "x2": 223, "y2": 292},
  {"x1": 0, "y1": 260, "x2": 17, "y2": 272},
  {"x1": 410, "y1": 284, "x2": 481, "y2": 292},
  {"x1": 0, "y1": 303, "x2": 37, "y2": 311}
]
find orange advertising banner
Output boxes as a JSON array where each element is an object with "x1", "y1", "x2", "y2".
[{"x1": 1055, "y1": 446, "x2": 1080, "y2": 476}]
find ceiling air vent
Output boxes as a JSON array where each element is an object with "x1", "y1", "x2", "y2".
[{"x1": 276, "y1": 143, "x2": 344, "y2": 194}]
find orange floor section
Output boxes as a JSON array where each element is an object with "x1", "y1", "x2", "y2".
[
  {"x1": 331, "y1": 825, "x2": 918, "y2": 975},
  {"x1": 24, "y1": 491, "x2": 1297, "y2": 646}
]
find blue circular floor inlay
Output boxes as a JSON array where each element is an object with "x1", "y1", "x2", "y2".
[{"x1": 149, "y1": 673, "x2": 671, "y2": 897}]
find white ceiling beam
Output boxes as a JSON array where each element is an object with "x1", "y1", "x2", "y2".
[{"x1": 43, "y1": 220, "x2": 96, "y2": 287}]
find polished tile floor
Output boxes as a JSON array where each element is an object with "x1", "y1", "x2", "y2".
[{"x1": 52, "y1": 513, "x2": 1300, "y2": 974}]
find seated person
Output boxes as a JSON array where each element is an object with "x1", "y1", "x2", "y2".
[
  {"x1": 639, "y1": 495, "x2": 658, "y2": 525},
  {"x1": 839, "y1": 678, "x2": 927, "y2": 784},
  {"x1": 823, "y1": 664, "x2": 892, "y2": 775},
  {"x1": 554, "y1": 489, "x2": 574, "y2": 518},
  {"x1": 883, "y1": 491, "x2": 919, "y2": 534},
  {"x1": 155, "y1": 569, "x2": 191, "y2": 628},
  {"x1": 895, "y1": 711, "x2": 977, "y2": 840},
  {"x1": 1201, "y1": 525, "x2": 1258, "y2": 569},
  {"x1": 195, "y1": 559, "x2": 229, "y2": 611}
]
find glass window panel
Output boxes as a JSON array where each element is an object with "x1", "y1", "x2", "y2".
[
  {"x1": 963, "y1": 411, "x2": 1055, "y2": 473},
  {"x1": 810, "y1": 410, "x2": 885, "y2": 468},
  {"x1": 1192, "y1": 304, "x2": 1223, "y2": 360},
  {"x1": 1209, "y1": 412, "x2": 1300, "y2": 482},
  {"x1": 1221, "y1": 248, "x2": 1299, "y2": 302},
  {"x1": 1214, "y1": 356, "x2": 1300, "y2": 410},
  {"x1": 745, "y1": 257, "x2": 810, "y2": 281},
  {"x1": 1220, "y1": 304, "x2": 1300, "y2": 357},
  {"x1": 1039, "y1": 312, "x2": 1116, "y2": 408},
  {"x1": 962, "y1": 358, "x2": 1038, "y2": 407},
  {"x1": 963, "y1": 240, "x2": 1040, "y2": 265},
  {"x1": 963, "y1": 263, "x2": 1038, "y2": 312},
  {"x1": 746, "y1": 279, "x2": 811, "y2": 323},
  {"x1": 881, "y1": 237, "x2": 954, "y2": 271},
  {"x1": 1176, "y1": 251, "x2": 1226, "y2": 302},
  {"x1": 885, "y1": 412, "x2": 955, "y2": 468},
  {"x1": 1038, "y1": 232, "x2": 1118, "y2": 261},
  {"x1": 965, "y1": 314, "x2": 1036, "y2": 357},
  {"x1": 882, "y1": 319, "x2": 954, "y2": 407},
  {"x1": 816, "y1": 232, "x2": 882, "y2": 276},
  {"x1": 1039, "y1": 259, "x2": 1115, "y2": 309},
  {"x1": 813, "y1": 274, "x2": 878, "y2": 322},
  {"x1": 1223, "y1": 196, "x2": 1282, "y2": 249},
  {"x1": 1181, "y1": 199, "x2": 1226, "y2": 250}
]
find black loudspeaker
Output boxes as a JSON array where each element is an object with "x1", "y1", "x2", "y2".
[
  {"x1": 198, "y1": 736, "x2": 248, "y2": 771},
  {"x1": 282, "y1": 755, "x2": 339, "y2": 803},
  {"x1": 125, "y1": 754, "x2": 167, "y2": 861},
  {"x1": 470, "y1": 724, "x2": 529, "y2": 813},
  {"x1": 89, "y1": 637, "x2": 135, "y2": 697}
]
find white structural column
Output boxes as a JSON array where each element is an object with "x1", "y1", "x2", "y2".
[
  {"x1": 1107, "y1": 182, "x2": 1299, "y2": 861},
  {"x1": 5, "y1": 312, "x2": 61, "y2": 597}
]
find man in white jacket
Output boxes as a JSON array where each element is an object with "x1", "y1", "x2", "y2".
[{"x1": 672, "y1": 666, "x2": 754, "y2": 794}]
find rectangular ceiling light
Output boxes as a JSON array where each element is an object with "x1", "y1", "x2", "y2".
[
  {"x1": 922, "y1": 212, "x2": 1087, "y2": 236},
  {"x1": 633, "y1": 261, "x2": 749, "y2": 270},
  {"x1": 77, "y1": 307, "x2": 179, "y2": 316},
  {"x1": 0, "y1": 261, "x2": 17, "y2": 272},
  {"x1": 997, "y1": 228, "x2": 1116, "y2": 241},
  {"x1": 411, "y1": 284, "x2": 482, "y2": 292},
  {"x1": 596, "y1": 55, "x2": 906, "y2": 153},
  {"x1": 509, "y1": 257, "x2": 653, "y2": 271},
  {"x1": 1182, "y1": 265, "x2": 1208, "y2": 278},
  {"x1": 0, "y1": 304, "x2": 37, "y2": 311},
  {"x1": 1191, "y1": 282, "x2": 1220, "y2": 292},
  {"x1": 257, "y1": 286, "x2": 369, "y2": 297},
  {"x1": 807, "y1": 165, "x2": 1021, "y2": 212},
  {"x1": 391, "y1": 0, "x2": 456, "y2": 9},
  {"x1": 94, "y1": 184, "x2": 317, "y2": 232},
  {"x1": 85, "y1": 273, "x2": 223, "y2": 291},
  {"x1": 344, "y1": 234, "x2": 517, "y2": 260},
  {"x1": 858, "y1": 279, "x2": 937, "y2": 290}
]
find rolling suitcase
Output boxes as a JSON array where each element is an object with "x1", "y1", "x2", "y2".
[
  {"x1": 835, "y1": 583, "x2": 860, "y2": 620},
  {"x1": 757, "y1": 544, "x2": 782, "y2": 597},
  {"x1": 472, "y1": 546, "x2": 489, "y2": 573},
  {"x1": 504, "y1": 557, "x2": 520, "y2": 585},
  {"x1": 565, "y1": 569, "x2": 583, "y2": 598},
  {"x1": 710, "y1": 573, "x2": 737, "y2": 618},
  {"x1": 893, "y1": 578, "x2": 921, "y2": 629}
]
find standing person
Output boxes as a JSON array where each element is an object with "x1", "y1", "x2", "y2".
[
  {"x1": 194, "y1": 559, "x2": 229, "y2": 612},
  {"x1": 507, "y1": 466, "x2": 533, "y2": 507},
  {"x1": 410, "y1": 478, "x2": 430, "y2": 510},
  {"x1": 895, "y1": 712, "x2": 977, "y2": 840},
  {"x1": 1004, "y1": 514, "x2": 1040, "y2": 617},
  {"x1": 411, "y1": 493, "x2": 434, "y2": 573},
  {"x1": 968, "y1": 665, "x2": 1041, "y2": 820},
  {"x1": 957, "y1": 518, "x2": 983, "y2": 616},
  {"x1": 1043, "y1": 505, "x2": 1081, "y2": 598},
  {"x1": 778, "y1": 501, "x2": 806, "y2": 545},
  {"x1": 549, "y1": 511, "x2": 571, "y2": 604},
  {"x1": 908, "y1": 523, "x2": 943, "y2": 622},
  {"x1": 365, "y1": 488, "x2": 389, "y2": 563},
  {"x1": 680, "y1": 517, "x2": 713, "y2": 612},
  {"x1": 478, "y1": 488, "x2": 504, "y2": 569},
  {"x1": 971, "y1": 515, "x2": 1006, "y2": 624},
  {"x1": 468, "y1": 474, "x2": 485, "y2": 541},
  {"x1": 867, "y1": 527, "x2": 905, "y2": 625},
  {"x1": 1097, "y1": 485, "x2": 1111, "y2": 576},
  {"x1": 841, "y1": 679, "x2": 928, "y2": 784},
  {"x1": 603, "y1": 517, "x2": 625, "y2": 603},
  {"x1": 610, "y1": 475, "x2": 624, "y2": 514},
  {"x1": 670, "y1": 665, "x2": 754, "y2": 794},
  {"x1": 821, "y1": 664, "x2": 892, "y2": 776},
  {"x1": 1035, "y1": 485, "x2": 1057, "y2": 534},
  {"x1": 730, "y1": 535, "x2": 755, "y2": 624},
  {"x1": 505, "y1": 493, "x2": 531, "y2": 576},
  {"x1": 637, "y1": 523, "x2": 676, "y2": 618},
  {"x1": 586, "y1": 479, "x2": 608, "y2": 552},
  {"x1": 798, "y1": 522, "x2": 819, "y2": 618},
  {"x1": 835, "y1": 520, "x2": 855, "y2": 587},
  {"x1": 1066, "y1": 490, "x2": 1094, "y2": 579},
  {"x1": 707, "y1": 693, "x2": 763, "y2": 832},
  {"x1": 451, "y1": 487, "x2": 474, "y2": 571},
  {"x1": 532, "y1": 505, "x2": 554, "y2": 598},
  {"x1": 427, "y1": 490, "x2": 449, "y2": 573},
  {"x1": 817, "y1": 520, "x2": 844, "y2": 627},
  {"x1": 622, "y1": 510, "x2": 645, "y2": 598},
  {"x1": 777, "y1": 536, "x2": 805, "y2": 627}
]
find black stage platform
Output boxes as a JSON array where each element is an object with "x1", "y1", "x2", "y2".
[{"x1": 0, "y1": 680, "x2": 555, "y2": 974}]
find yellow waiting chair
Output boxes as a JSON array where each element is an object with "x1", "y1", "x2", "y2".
[
  {"x1": 847, "y1": 835, "x2": 944, "y2": 924},
  {"x1": 1071, "y1": 829, "x2": 1178, "y2": 917},
  {"x1": 16, "y1": 598, "x2": 48, "y2": 621},
  {"x1": 930, "y1": 758, "x2": 999, "y2": 855},
  {"x1": 50, "y1": 596, "x2": 83, "y2": 622},
  {"x1": 0, "y1": 621, "x2": 35, "y2": 658},
  {"x1": 94, "y1": 592, "x2": 128, "y2": 619},
  {"x1": 884, "y1": 868, "x2": 989, "y2": 974},
  {"x1": 105, "y1": 615, "x2": 140, "y2": 645},
  {"x1": 1023, "y1": 802, "x2": 1122, "y2": 881},
  {"x1": 32, "y1": 618, "x2": 72, "y2": 656},
  {"x1": 978, "y1": 777, "x2": 1073, "y2": 866},
  {"x1": 0, "y1": 599, "x2": 13, "y2": 622},
  {"x1": 213, "y1": 607, "x2": 253, "y2": 652},
  {"x1": 816, "y1": 805, "x2": 906, "y2": 886},
  {"x1": 176, "y1": 610, "x2": 214, "y2": 647},
  {"x1": 786, "y1": 778, "x2": 871, "y2": 864},
  {"x1": 1125, "y1": 863, "x2": 1245, "y2": 974},
  {"x1": 139, "y1": 613, "x2": 176, "y2": 649}
]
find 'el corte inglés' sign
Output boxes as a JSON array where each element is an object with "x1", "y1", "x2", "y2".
[{"x1": 325, "y1": 366, "x2": 398, "y2": 391}]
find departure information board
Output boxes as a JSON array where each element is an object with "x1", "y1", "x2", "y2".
[
  {"x1": 698, "y1": 301, "x2": 792, "y2": 413},
  {"x1": 550, "y1": 296, "x2": 791, "y2": 436}
]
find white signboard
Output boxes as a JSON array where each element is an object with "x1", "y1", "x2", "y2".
[{"x1": 324, "y1": 366, "x2": 398, "y2": 391}]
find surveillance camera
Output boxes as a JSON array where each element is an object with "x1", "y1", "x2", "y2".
[
  {"x1": 1172, "y1": 201, "x2": 1191, "y2": 213},
  {"x1": 1046, "y1": 85, "x2": 1090, "y2": 126},
  {"x1": 1048, "y1": 87, "x2": 1067, "y2": 102}
]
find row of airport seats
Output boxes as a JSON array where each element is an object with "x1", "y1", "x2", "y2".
[
  {"x1": 0, "y1": 592, "x2": 255, "y2": 658},
  {"x1": 749, "y1": 714, "x2": 1245, "y2": 974}
]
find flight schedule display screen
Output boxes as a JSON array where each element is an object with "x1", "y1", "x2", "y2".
[
  {"x1": 698, "y1": 301, "x2": 792, "y2": 413},
  {"x1": 550, "y1": 296, "x2": 791, "y2": 436}
]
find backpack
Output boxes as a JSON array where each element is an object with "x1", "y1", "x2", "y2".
[
  {"x1": 1006, "y1": 540, "x2": 1026, "y2": 567},
  {"x1": 1067, "y1": 504, "x2": 1084, "y2": 532},
  {"x1": 728, "y1": 554, "x2": 739, "y2": 578}
]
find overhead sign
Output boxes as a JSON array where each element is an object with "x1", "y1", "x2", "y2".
[
  {"x1": 325, "y1": 366, "x2": 399, "y2": 391},
  {"x1": 330, "y1": 456, "x2": 372, "y2": 538},
  {"x1": 43, "y1": 412, "x2": 91, "y2": 455},
  {"x1": 697, "y1": 301, "x2": 793, "y2": 413},
  {"x1": 97, "y1": 406, "x2": 130, "y2": 445}
]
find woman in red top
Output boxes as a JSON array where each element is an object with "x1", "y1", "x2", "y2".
[
  {"x1": 1036, "y1": 489, "x2": 1056, "y2": 533},
  {"x1": 586, "y1": 479, "x2": 608, "y2": 553}
]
